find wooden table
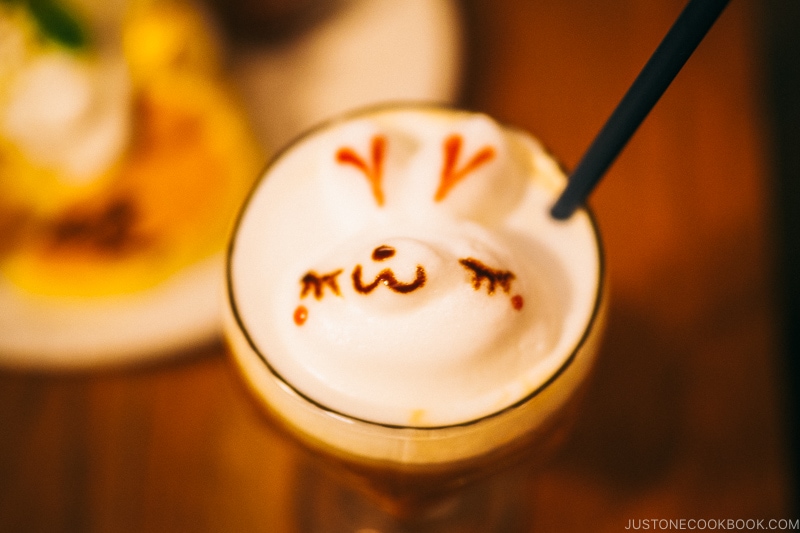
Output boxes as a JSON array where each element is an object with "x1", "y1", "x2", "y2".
[{"x1": 1, "y1": 0, "x2": 794, "y2": 530}]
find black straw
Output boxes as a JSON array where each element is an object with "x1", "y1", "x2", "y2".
[{"x1": 550, "y1": 0, "x2": 730, "y2": 220}]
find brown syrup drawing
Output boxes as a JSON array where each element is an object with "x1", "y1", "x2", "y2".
[
  {"x1": 300, "y1": 269, "x2": 343, "y2": 300},
  {"x1": 353, "y1": 245, "x2": 425, "y2": 294},
  {"x1": 434, "y1": 134, "x2": 495, "y2": 202},
  {"x1": 294, "y1": 305, "x2": 308, "y2": 326},
  {"x1": 294, "y1": 133, "x2": 512, "y2": 326},
  {"x1": 336, "y1": 135, "x2": 386, "y2": 206},
  {"x1": 371, "y1": 244, "x2": 396, "y2": 261},
  {"x1": 352, "y1": 264, "x2": 426, "y2": 294},
  {"x1": 293, "y1": 254, "x2": 523, "y2": 326},
  {"x1": 460, "y1": 257, "x2": 523, "y2": 310},
  {"x1": 295, "y1": 268, "x2": 342, "y2": 327},
  {"x1": 459, "y1": 257, "x2": 515, "y2": 294}
]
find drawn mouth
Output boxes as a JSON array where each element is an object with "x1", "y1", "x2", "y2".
[{"x1": 351, "y1": 263, "x2": 427, "y2": 294}]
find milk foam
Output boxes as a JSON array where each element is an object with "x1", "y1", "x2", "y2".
[{"x1": 229, "y1": 107, "x2": 601, "y2": 427}]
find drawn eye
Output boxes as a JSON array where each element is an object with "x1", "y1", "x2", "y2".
[{"x1": 459, "y1": 257, "x2": 523, "y2": 310}]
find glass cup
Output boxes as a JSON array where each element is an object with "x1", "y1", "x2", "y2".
[{"x1": 224, "y1": 104, "x2": 606, "y2": 532}]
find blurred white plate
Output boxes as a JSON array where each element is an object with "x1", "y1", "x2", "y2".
[{"x1": 0, "y1": 0, "x2": 462, "y2": 369}]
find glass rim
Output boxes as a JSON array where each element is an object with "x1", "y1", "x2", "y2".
[{"x1": 225, "y1": 102, "x2": 606, "y2": 432}]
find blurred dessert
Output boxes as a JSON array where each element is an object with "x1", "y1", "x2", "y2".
[
  {"x1": 0, "y1": 0, "x2": 261, "y2": 365},
  {"x1": 0, "y1": 0, "x2": 262, "y2": 298}
]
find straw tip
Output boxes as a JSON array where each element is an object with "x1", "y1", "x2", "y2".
[{"x1": 549, "y1": 198, "x2": 576, "y2": 220}]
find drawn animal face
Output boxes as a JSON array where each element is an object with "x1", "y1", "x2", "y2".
[{"x1": 292, "y1": 121, "x2": 526, "y2": 326}]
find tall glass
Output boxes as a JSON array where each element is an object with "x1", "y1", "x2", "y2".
[{"x1": 224, "y1": 104, "x2": 606, "y2": 532}]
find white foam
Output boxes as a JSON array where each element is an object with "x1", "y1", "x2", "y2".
[{"x1": 228, "y1": 107, "x2": 601, "y2": 428}]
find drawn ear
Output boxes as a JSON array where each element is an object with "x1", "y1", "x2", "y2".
[
  {"x1": 336, "y1": 135, "x2": 387, "y2": 206},
  {"x1": 422, "y1": 115, "x2": 526, "y2": 225},
  {"x1": 434, "y1": 134, "x2": 495, "y2": 202},
  {"x1": 315, "y1": 120, "x2": 391, "y2": 230}
]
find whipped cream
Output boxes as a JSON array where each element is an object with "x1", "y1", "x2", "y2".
[
  {"x1": 1, "y1": 52, "x2": 131, "y2": 183},
  {"x1": 228, "y1": 107, "x2": 602, "y2": 428}
]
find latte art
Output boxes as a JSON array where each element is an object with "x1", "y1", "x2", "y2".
[{"x1": 227, "y1": 107, "x2": 602, "y2": 430}]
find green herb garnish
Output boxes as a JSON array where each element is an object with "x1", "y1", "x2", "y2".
[{"x1": 3, "y1": 0, "x2": 90, "y2": 50}]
